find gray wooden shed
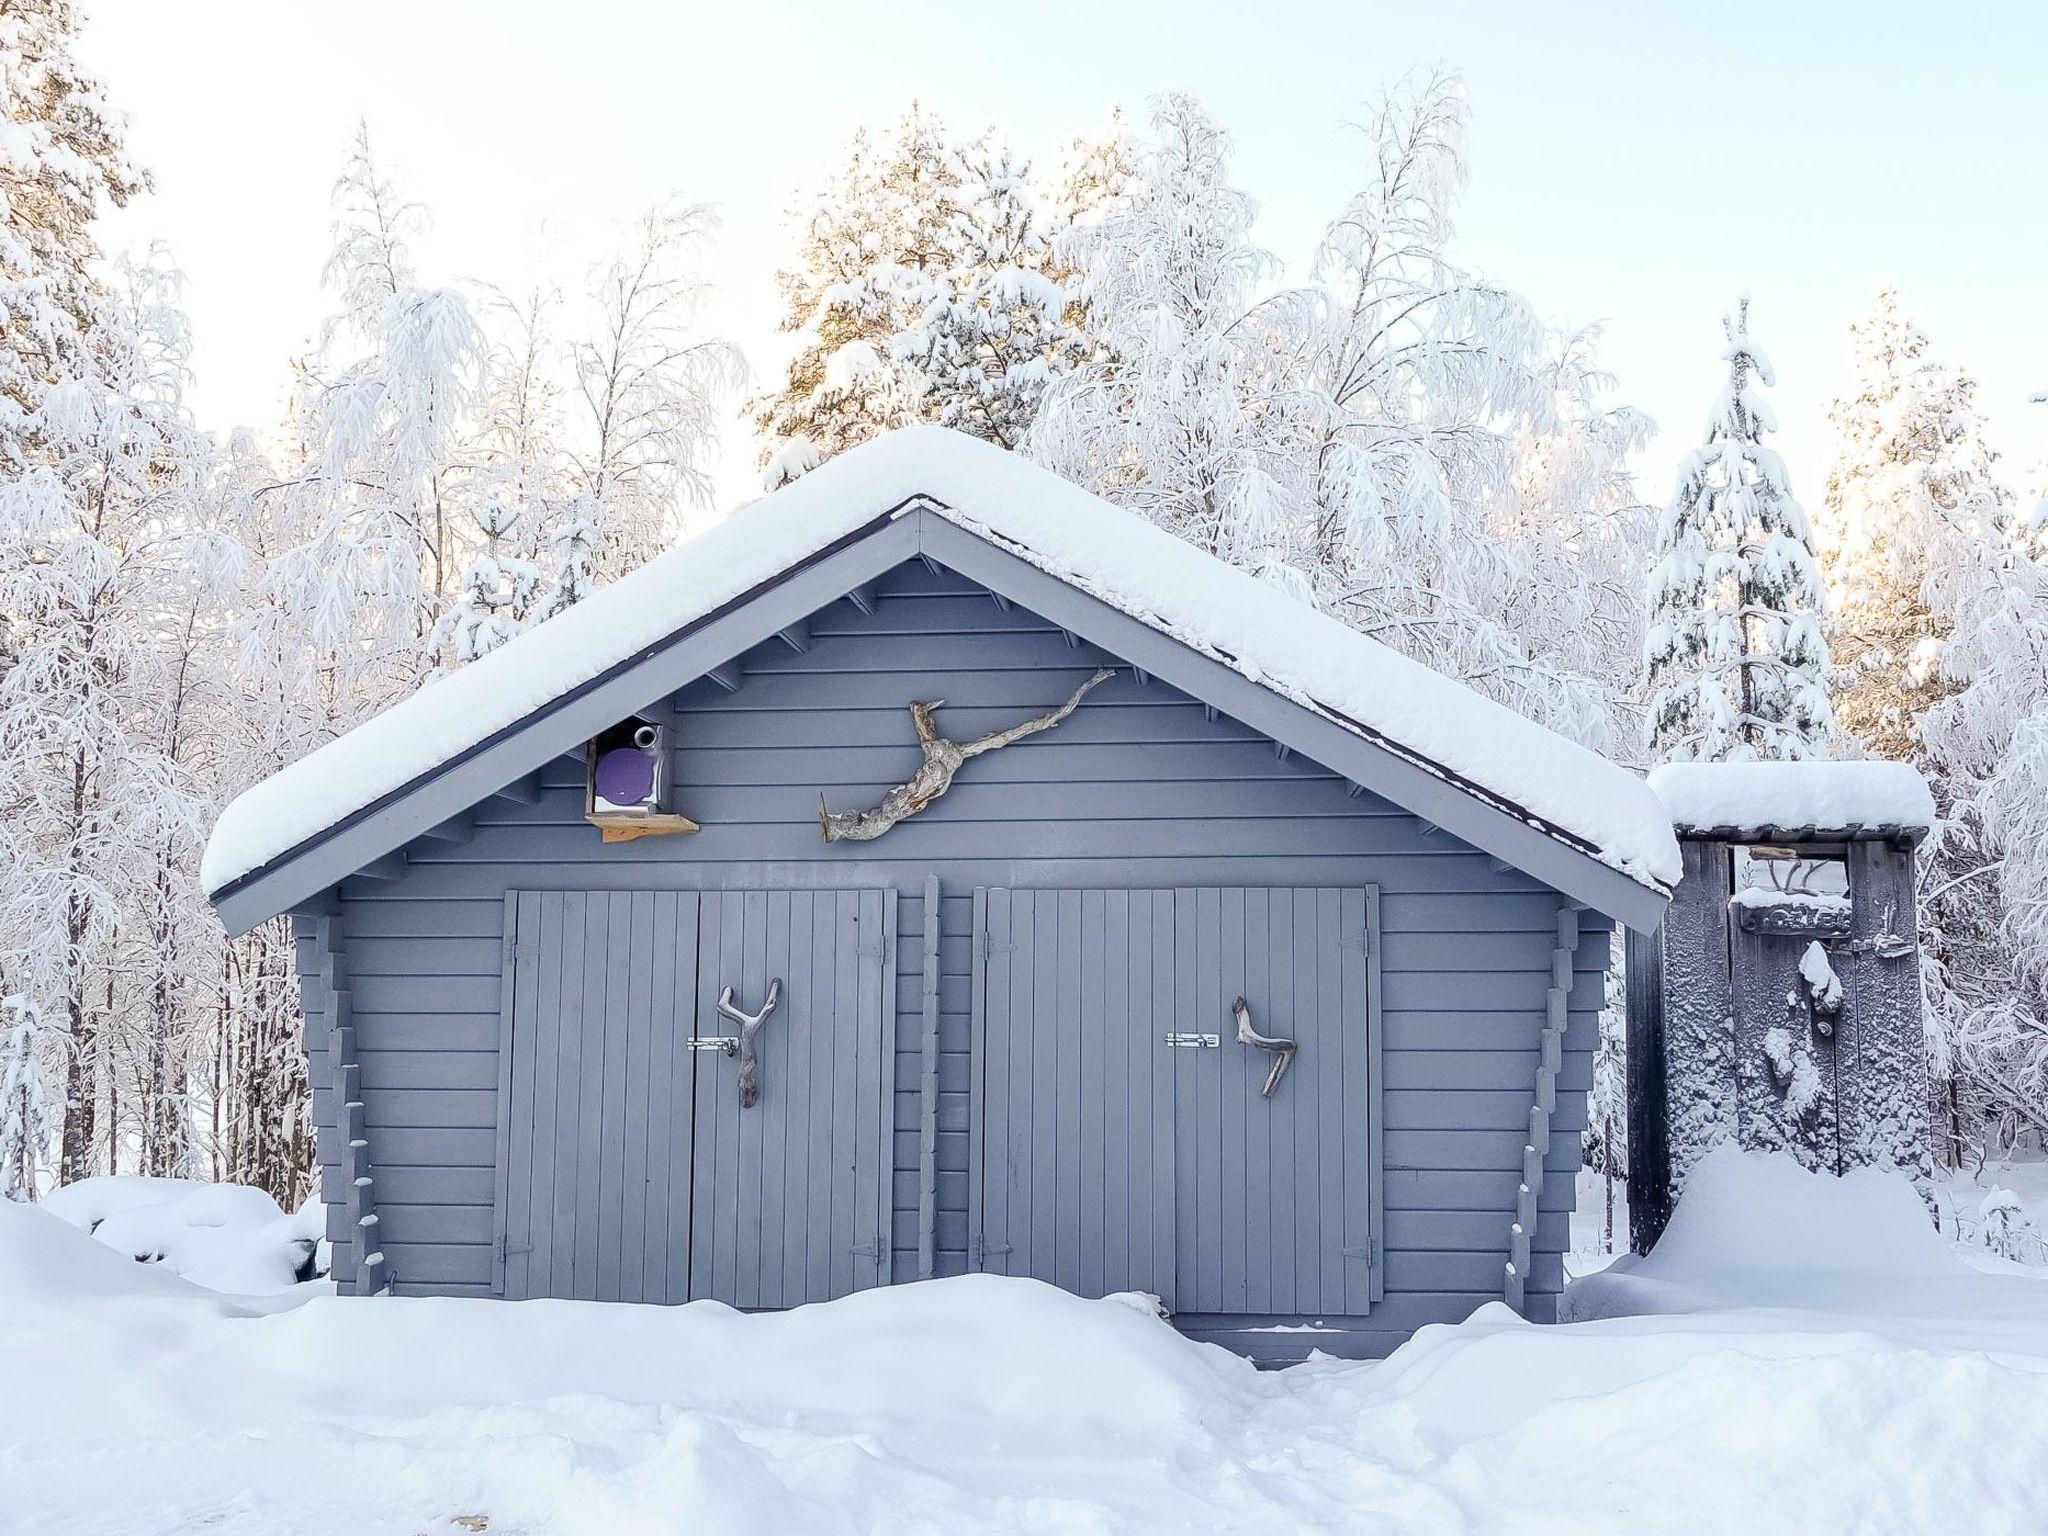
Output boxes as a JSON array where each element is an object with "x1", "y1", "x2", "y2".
[{"x1": 204, "y1": 427, "x2": 1676, "y2": 1362}]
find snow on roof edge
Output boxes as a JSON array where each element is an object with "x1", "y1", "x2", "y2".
[
  {"x1": 1647, "y1": 761, "x2": 1935, "y2": 837},
  {"x1": 203, "y1": 428, "x2": 1681, "y2": 901}
]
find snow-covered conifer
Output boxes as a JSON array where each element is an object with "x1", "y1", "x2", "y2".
[
  {"x1": 755, "y1": 105, "x2": 970, "y2": 470},
  {"x1": 891, "y1": 135, "x2": 1079, "y2": 448},
  {"x1": 1645, "y1": 297, "x2": 1834, "y2": 763}
]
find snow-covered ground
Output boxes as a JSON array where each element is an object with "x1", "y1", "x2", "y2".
[{"x1": 4, "y1": 1150, "x2": 2046, "y2": 1536}]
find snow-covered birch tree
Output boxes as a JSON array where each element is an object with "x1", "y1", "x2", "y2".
[
  {"x1": 559, "y1": 202, "x2": 741, "y2": 597},
  {"x1": 1645, "y1": 297, "x2": 1833, "y2": 764}
]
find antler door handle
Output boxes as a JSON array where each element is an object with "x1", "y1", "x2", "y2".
[
  {"x1": 716, "y1": 978, "x2": 781, "y2": 1108},
  {"x1": 1233, "y1": 995, "x2": 1297, "y2": 1098}
]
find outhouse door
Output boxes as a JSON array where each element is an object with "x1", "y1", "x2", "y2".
[
  {"x1": 495, "y1": 889, "x2": 895, "y2": 1307},
  {"x1": 969, "y1": 886, "x2": 1374, "y2": 1316}
]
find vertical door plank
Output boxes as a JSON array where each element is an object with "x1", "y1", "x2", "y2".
[
  {"x1": 1241, "y1": 888, "x2": 1274, "y2": 1315},
  {"x1": 975, "y1": 889, "x2": 1007, "y2": 1274},
  {"x1": 642, "y1": 891, "x2": 676, "y2": 1303},
  {"x1": 550, "y1": 892, "x2": 588, "y2": 1300},
  {"x1": 755, "y1": 891, "x2": 794, "y2": 1305},
  {"x1": 733, "y1": 890, "x2": 772, "y2": 1308},
  {"x1": 865, "y1": 888, "x2": 898, "y2": 1290},
  {"x1": 1053, "y1": 889, "x2": 1084, "y2": 1294},
  {"x1": 1029, "y1": 891, "x2": 1060, "y2": 1286},
  {"x1": 966, "y1": 884, "x2": 991, "y2": 1277},
  {"x1": 1264, "y1": 890, "x2": 1297, "y2": 1308},
  {"x1": 663, "y1": 892, "x2": 700, "y2": 1302},
  {"x1": 1089, "y1": 889, "x2": 1120, "y2": 1296},
  {"x1": 828, "y1": 889, "x2": 861, "y2": 1299},
  {"x1": 802, "y1": 890, "x2": 838, "y2": 1301},
  {"x1": 1217, "y1": 886, "x2": 1249, "y2": 1315},
  {"x1": 1006, "y1": 889, "x2": 1038, "y2": 1278},
  {"x1": 1341, "y1": 887, "x2": 1373, "y2": 1314},
  {"x1": 1148, "y1": 889, "x2": 1177, "y2": 1311},
  {"x1": 503, "y1": 894, "x2": 540, "y2": 1299},
  {"x1": 532, "y1": 890, "x2": 569, "y2": 1300},
  {"x1": 1314, "y1": 888, "x2": 1347, "y2": 1314},
  {"x1": 1287, "y1": 889, "x2": 1321, "y2": 1308},
  {"x1": 614, "y1": 893, "x2": 653, "y2": 1300},
  {"x1": 591, "y1": 893, "x2": 631, "y2": 1301}
]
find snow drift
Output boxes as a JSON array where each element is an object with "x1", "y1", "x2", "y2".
[
  {"x1": 5, "y1": 1152, "x2": 2047, "y2": 1535},
  {"x1": 41, "y1": 1175, "x2": 321, "y2": 1293}
]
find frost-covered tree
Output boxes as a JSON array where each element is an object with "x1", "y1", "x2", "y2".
[
  {"x1": 564, "y1": 202, "x2": 740, "y2": 577},
  {"x1": 1030, "y1": 93, "x2": 1282, "y2": 555},
  {"x1": 275, "y1": 121, "x2": 484, "y2": 686},
  {"x1": 1817, "y1": 288, "x2": 2041, "y2": 1163},
  {"x1": 1645, "y1": 298, "x2": 1833, "y2": 763},
  {"x1": 891, "y1": 135, "x2": 1080, "y2": 448},
  {"x1": 757, "y1": 106, "x2": 967, "y2": 472},
  {"x1": 756, "y1": 106, "x2": 1086, "y2": 479},
  {"x1": 0, "y1": 994, "x2": 53, "y2": 1200},
  {"x1": 1819, "y1": 286, "x2": 2001, "y2": 759},
  {"x1": 0, "y1": 248, "x2": 209, "y2": 1182},
  {"x1": 0, "y1": 0, "x2": 145, "y2": 438},
  {"x1": 1033, "y1": 78, "x2": 1652, "y2": 757}
]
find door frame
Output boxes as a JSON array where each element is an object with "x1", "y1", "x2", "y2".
[{"x1": 965, "y1": 884, "x2": 1382, "y2": 1312}]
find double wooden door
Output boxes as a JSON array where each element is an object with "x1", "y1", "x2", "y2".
[
  {"x1": 495, "y1": 889, "x2": 895, "y2": 1305},
  {"x1": 969, "y1": 886, "x2": 1375, "y2": 1317}
]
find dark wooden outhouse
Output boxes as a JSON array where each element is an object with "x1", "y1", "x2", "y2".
[
  {"x1": 1627, "y1": 761, "x2": 1934, "y2": 1252},
  {"x1": 203, "y1": 427, "x2": 1677, "y2": 1361}
]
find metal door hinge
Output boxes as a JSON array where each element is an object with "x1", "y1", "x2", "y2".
[
  {"x1": 976, "y1": 931, "x2": 1015, "y2": 961},
  {"x1": 1342, "y1": 1242, "x2": 1374, "y2": 1263},
  {"x1": 972, "y1": 1234, "x2": 1013, "y2": 1264},
  {"x1": 1165, "y1": 1032, "x2": 1220, "y2": 1049}
]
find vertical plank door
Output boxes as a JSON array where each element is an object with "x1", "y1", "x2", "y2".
[
  {"x1": 972, "y1": 886, "x2": 1370, "y2": 1318},
  {"x1": 972, "y1": 887, "x2": 1178, "y2": 1304},
  {"x1": 500, "y1": 889, "x2": 701, "y2": 1303},
  {"x1": 689, "y1": 888, "x2": 897, "y2": 1307}
]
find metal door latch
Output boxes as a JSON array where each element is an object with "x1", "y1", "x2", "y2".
[
  {"x1": 1233, "y1": 996, "x2": 1297, "y2": 1098},
  {"x1": 1164, "y1": 1032, "x2": 1220, "y2": 1048}
]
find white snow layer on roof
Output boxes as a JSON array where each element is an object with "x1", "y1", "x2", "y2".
[
  {"x1": 202, "y1": 427, "x2": 1681, "y2": 896},
  {"x1": 1648, "y1": 760, "x2": 1935, "y2": 835}
]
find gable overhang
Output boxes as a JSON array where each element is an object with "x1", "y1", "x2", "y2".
[{"x1": 211, "y1": 500, "x2": 1669, "y2": 937}]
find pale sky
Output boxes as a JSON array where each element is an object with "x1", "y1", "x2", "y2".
[{"x1": 79, "y1": 0, "x2": 2048, "y2": 517}]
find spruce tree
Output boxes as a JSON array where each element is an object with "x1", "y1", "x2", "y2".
[
  {"x1": 755, "y1": 105, "x2": 967, "y2": 472},
  {"x1": 1645, "y1": 298, "x2": 1834, "y2": 763}
]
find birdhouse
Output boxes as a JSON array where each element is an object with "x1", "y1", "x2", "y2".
[
  {"x1": 584, "y1": 716, "x2": 698, "y2": 842},
  {"x1": 1625, "y1": 762, "x2": 1934, "y2": 1253}
]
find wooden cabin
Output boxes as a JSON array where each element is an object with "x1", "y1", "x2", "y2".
[{"x1": 203, "y1": 427, "x2": 1677, "y2": 1363}]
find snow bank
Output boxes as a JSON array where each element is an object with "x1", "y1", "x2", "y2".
[
  {"x1": 204, "y1": 427, "x2": 1681, "y2": 898},
  {"x1": 5, "y1": 1191, "x2": 2048, "y2": 1536},
  {"x1": 1649, "y1": 759, "x2": 1934, "y2": 835},
  {"x1": 41, "y1": 1175, "x2": 321, "y2": 1294},
  {"x1": 1562, "y1": 1145, "x2": 2048, "y2": 1352}
]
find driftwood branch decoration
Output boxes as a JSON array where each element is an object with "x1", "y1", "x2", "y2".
[
  {"x1": 1233, "y1": 995, "x2": 1298, "y2": 1098},
  {"x1": 716, "y1": 978, "x2": 781, "y2": 1109},
  {"x1": 819, "y1": 666, "x2": 1116, "y2": 842}
]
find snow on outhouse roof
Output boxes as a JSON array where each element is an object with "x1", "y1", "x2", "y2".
[
  {"x1": 1647, "y1": 761, "x2": 1935, "y2": 840},
  {"x1": 202, "y1": 428, "x2": 1682, "y2": 904}
]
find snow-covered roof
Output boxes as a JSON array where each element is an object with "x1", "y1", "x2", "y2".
[
  {"x1": 203, "y1": 428, "x2": 1681, "y2": 900},
  {"x1": 1647, "y1": 760, "x2": 1935, "y2": 839}
]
